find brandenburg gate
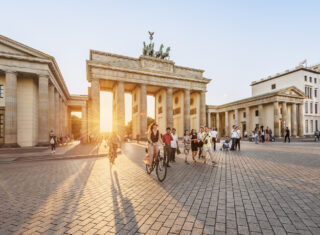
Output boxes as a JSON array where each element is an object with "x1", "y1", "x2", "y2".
[{"x1": 86, "y1": 49, "x2": 211, "y2": 139}]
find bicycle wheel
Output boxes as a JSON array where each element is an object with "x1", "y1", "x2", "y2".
[{"x1": 156, "y1": 155, "x2": 167, "y2": 182}]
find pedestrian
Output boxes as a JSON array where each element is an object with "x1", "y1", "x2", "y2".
[
  {"x1": 315, "y1": 129, "x2": 320, "y2": 142},
  {"x1": 170, "y1": 128, "x2": 178, "y2": 162},
  {"x1": 211, "y1": 127, "x2": 218, "y2": 151},
  {"x1": 201, "y1": 127, "x2": 217, "y2": 166},
  {"x1": 190, "y1": 129, "x2": 198, "y2": 162},
  {"x1": 266, "y1": 126, "x2": 270, "y2": 141},
  {"x1": 230, "y1": 125, "x2": 236, "y2": 150},
  {"x1": 49, "y1": 130, "x2": 56, "y2": 154},
  {"x1": 183, "y1": 130, "x2": 191, "y2": 164},
  {"x1": 260, "y1": 126, "x2": 265, "y2": 143},
  {"x1": 197, "y1": 127, "x2": 204, "y2": 159},
  {"x1": 162, "y1": 127, "x2": 173, "y2": 167},
  {"x1": 235, "y1": 126, "x2": 241, "y2": 150},
  {"x1": 284, "y1": 127, "x2": 290, "y2": 143},
  {"x1": 254, "y1": 128, "x2": 259, "y2": 144}
]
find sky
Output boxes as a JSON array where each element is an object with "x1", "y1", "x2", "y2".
[{"x1": 1, "y1": 0, "x2": 320, "y2": 131}]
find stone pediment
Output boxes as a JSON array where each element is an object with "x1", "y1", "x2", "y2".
[
  {"x1": 0, "y1": 35, "x2": 51, "y2": 60},
  {"x1": 277, "y1": 86, "x2": 306, "y2": 98}
]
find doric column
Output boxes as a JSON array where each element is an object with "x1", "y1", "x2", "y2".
[
  {"x1": 298, "y1": 103, "x2": 304, "y2": 137},
  {"x1": 38, "y1": 74, "x2": 49, "y2": 145},
  {"x1": 234, "y1": 109, "x2": 239, "y2": 126},
  {"x1": 166, "y1": 87, "x2": 173, "y2": 128},
  {"x1": 216, "y1": 113, "x2": 220, "y2": 133},
  {"x1": 49, "y1": 85, "x2": 55, "y2": 133},
  {"x1": 274, "y1": 102, "x2": 280, "y2": 137},
  {"x1": 59, "y1": 97, "x2": 63, "y2": 136},
  {"x1": 114, "y1": 81, "x2": 125, "y2": 139},
  {"x1": 258, "y1": 104, "x2": 263, "y2": 126},
  {"x1": 200, "y1": 91, "x2": 206, "y2": 127},
  {"x1": 4, "y1": 71, "x2": 18, "y2": 146},
  {"x1": 281, "y1": 102, "x2": 287, "y2": 137},
  {"x1": 184, "y1": 89, "x2": 190, "y2": 132},
  {"x1": 140, "y1": 84, "x2": 147, "y2": 138},
  {"x1": 246, "y1": 107, "x2": 251, "y2": 133},
  {"x1": 291, "y1": 103, "x2": 297, "y2": 137},
  {"x1": 91, "y1": 79, "x2": 100, "y2": 137},
  {"x1": 207, "y1": 111, "x2": 211, "y2": 128},
  {"x1": 81, "y1": 105, "x2": 88, "y2": 143},
  {"x1": 55, "y1": 90, "x2": 60, "y2": 136},
  {"x1": 225, "y1": 111, "x2": 229, "y2": 136}
]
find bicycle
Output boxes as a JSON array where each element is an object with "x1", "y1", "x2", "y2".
[{"x1": 145, "y1": 150, "x2": 167, "y2": 182}]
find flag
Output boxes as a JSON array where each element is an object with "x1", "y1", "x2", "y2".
[{"x1": 299, "y1": 59, "x2": 307, "y2": 65}]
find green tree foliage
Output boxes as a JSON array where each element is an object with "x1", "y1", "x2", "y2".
[
  {"x1": 71, "y1": 115, "x2": 81, "y2": 139},
  {"x1": 125, "y1": 116, "x2": 155, "y2": 137}
]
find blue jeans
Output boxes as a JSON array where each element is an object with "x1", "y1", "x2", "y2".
[{"x1": 254, "y1": 136, "x2": 258, "y2": 144}]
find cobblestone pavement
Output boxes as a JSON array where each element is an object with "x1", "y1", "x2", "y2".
[{"x1": 0, "y1": 142, "x2": 319, "y2": 235}]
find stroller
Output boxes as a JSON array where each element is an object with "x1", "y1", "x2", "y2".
[{"x1": 220, "y1": 138, "x2": 230, "y2": 151}]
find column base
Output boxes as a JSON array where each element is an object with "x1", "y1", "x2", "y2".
[{"x1": 2, "y1": 143, "x2": 21, "y2": 148}]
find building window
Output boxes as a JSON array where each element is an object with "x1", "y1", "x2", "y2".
[
  {"x1": 310, "y1": 103, "x2": 313, "y2": 114},
  {"x1": 0, "y1": 85, "x2": 3, "y2": 98},
  {"x1": 310, "y1": 87, "x2": 312, "y2": 99},
  {"x1": 311, "y1": 120, "x2": 314, "y2": 133},
  {"x1": 304, "y1": 76, "x2": 307, "y2": 81},
  {"x1": 316, "y1": 120, "x2": 318, "y2": 131},
  {"x1": 315, "y1": 78, "x2": 317, "y2": 84},
  {"x1": 305, "y1": 86, "x2": 308, "y2": 97},
  {"x1": 0, "y1": 114, "x2": 3, "y2": 137},
  {"x1": 310, "y1": 77, "x2": 312, "y2": 82},
  {"x1": 305, "y1": 102, "x2": 308, "y2": 113},
  {"x1": 271, "y1": 84, "x2": 276, "y2": 90},
  {"x1": 305, "y1": 120, "x2": 308, "y2": 133},
  {"x1": 316, "y1": 103, "x2": 318, "y2": 114},
  {"x1": 255, "y1": 110, "x2": 259, "y2": 116},
  {"x1": 315, "y1": 89, "x2": 318, "y2": 98},
  {"x1": 233, "y1": 114, "x2": 235, "y2": 119},
  {"x1": 243, "y1": 112, "x2": 246, "y2": 118}
]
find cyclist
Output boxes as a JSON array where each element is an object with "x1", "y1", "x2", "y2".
[
  {"x1": 108, "y1": 132, "x2": 120, "y2": 163},
  {"x1": 144, "y1": 122, "x2": 163, "y2": 170}
]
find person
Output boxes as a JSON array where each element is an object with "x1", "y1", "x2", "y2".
[
  {"x1": 201, "y1": 127, "x2": 217, "y2": 166},
  {"x1": 170, "y1": 128, "x2": 178, "y2": 162},
  {"x1": 144, "y1": 123, "x2": 162, "y2": 169},
  {"x1": 265, "y1": 126, "x2": 270, "y2": 141},
  {"x1": 49, "y1": 130, "x2": 56, "y2": 154},
  {"x1": 197, "y1": 127, "x2": 204, "y2": 158},
  {"x1": 244, "y1": 130, "x2": 248, "y2": 138},
  {"x1": 268, "y1": 127, "x2": 273, "y2": 142},
  {"x1": 284, "y1": 127, "x2": 290, "y2": 143},
  {"x1": 183, "y1": 130, "x2": 191, "y2": 164},
  {"x1": 190, "y1": 129, "x2": 198, "y2": 162},
  {"x1": 162, "y1": 127, "x2": 173, "y2": 167},
  {"x1": 254, "y1": 128, "x2": 259, "y2": 144},
  {"x1": 260, "y1": 126, "x2": 265, "y2": 143},
  {"x1": 108, "y1": 132, "x2": 120, "y2": 163},
  {"x1": 314, "y1": 129, "x2": 319, "y2": 141},
  {"x1": 230, "y1": 125, "x2": 236, "y2": 150},
  {"x1": 211, "y1": 127, "x2": 218, "y2": 151},
  {"x1": 235, "y1": 126, "x2": 241, "y2": 150}
]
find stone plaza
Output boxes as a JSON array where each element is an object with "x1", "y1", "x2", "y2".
[{"x1": 0, "y1": 141, "x2": 319, "y2": 235}]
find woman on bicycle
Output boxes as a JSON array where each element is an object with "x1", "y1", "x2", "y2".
[{"x1": 144, "y1": 122, "x2": 163, "y2": 169}]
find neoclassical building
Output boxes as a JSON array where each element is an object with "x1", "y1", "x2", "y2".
[{"x1": 0, "y1": 34, "x2": 314, "y2": 146}]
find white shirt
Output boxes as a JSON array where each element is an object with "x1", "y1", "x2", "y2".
[
  {"x1": 171, "y1": 134, "x2": 178, "y2": 148},
  {"x1": 197, "y1": 132, "x2": 203, "y2": 142},
  {"x1": 211, "y1": 130, "x2": 218, "y2": 138},
  {"x1": 236, "y1": 130, "x2": 241, "y2": 139},
  {"x1": 231, "y1": 129, "x2": 237, "y2": 138}
]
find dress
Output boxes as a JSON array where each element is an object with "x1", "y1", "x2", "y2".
[
  {"x1": 191, "y1": 133, "x2": 198, "y2": 151},
  {"x1": 183, "y1": 135, "x2": 191, "y2": 154}
]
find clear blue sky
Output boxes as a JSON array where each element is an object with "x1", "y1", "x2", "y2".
[{"x1": 1, "y1": 0, "x2": 320, "y2": 106}]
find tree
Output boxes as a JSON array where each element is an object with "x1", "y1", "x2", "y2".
[
  {"x1": 125, "y1": 116, "x2": 155, "y2": 137},
  {"x1": 71, "y1": 115, "x2": 81, "y2": 139}
]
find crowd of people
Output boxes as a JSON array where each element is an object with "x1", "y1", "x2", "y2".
[
  {"x1": 144, "y1": 123, "x2": 225, "y2": 170},
  {"x1": 49, "y1": 130, "x2": 72, "y2": 154}
]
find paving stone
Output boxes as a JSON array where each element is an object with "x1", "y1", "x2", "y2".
[{"x1": 0, "y1": 142, "x2": 319, "y2": 234}]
